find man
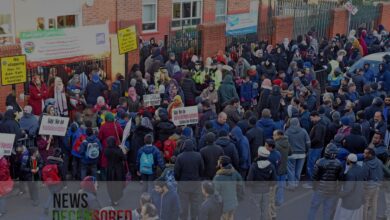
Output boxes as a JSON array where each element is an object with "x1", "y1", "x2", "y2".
[
  {"x1": 273, "y1": 130, "x2": 291, "y2": 206},
  {"x1": 230, "y1": 126, "x2": 251, "y2": 179},
  {"x1": 174, "y1": 139, "x2": 204, "y2": 220},
  {"x1": 334, "y1": 154, "x2": 367, "y2": 219},
  {"x1": 352, "y1": 68, "x2": 365, "y2": 95},
  {"x1": 218, "y1": 74, "x2": 239, "y2": 108},
  {"x1": 265, "y1": 139, "x2": 281, "y2": 219},
  {"x1": 165, "y1": 52, "x2": 179, "y2": 77},
  {"x1": 299, "y1": 103, "x2": 311, "y2": 134},
  {"x1": 213, "y1": 156, "x2": 244, "y2": 220},
  {"x1": 203, "y1": 112, "x2": 230, "y2": 136},
  {"x1": 79, "y1": 127, "x2": 102, "y2": 180},
  {"x1": 200, "y1": 133, "x2": 224, "y2": 180},
  {"x1": 344, "y1": 123, "x2": 368, "y2": 154},
  {"x1": 246, "y1": 116, "x2": 265, "y2": 161},
  {"x1": 363, "y1": 147, "x2": 384, "y2": 220},
  {"x1": 215, "y1": 130, "x2": 239, "y2": 170},
  {"x1": 247, "y1": 147, "x2": 277, "y2": 220},
  {"x1": 285, "y1": 118, "x2": 311, "y2": 189},
  {"x1": 356, "y1": 110, "x2": 371, "y2": 143},
  {"x1": 199, "y1": 100, "x2": 217, "y2": 132},
  {"x1": 136, "y1": 134, "x2": 165, "y2": 192},
  {"x1": 307, "y1": 143, "x2": 344, "y2": 220},
  {"x1": 0, "y1": 109, "x2": 24, "y2": 148},
  {"x1": 306, "y1": 111, "x2": 327, "y2": 189},
  {"x1": 369, "y1": 111, "x2": 387, "y2": 138},
  {"x1": 365, "y1": 97, "x2": 383, "y2": 120},
  {"x1": 152, "y1": 180, "x2": 180, "y2": 220},
  {"x1": 363, "y1": 62, "x2": 375, "y2": 83},
  {"x1": 368, "y1": 131, "x2": 388, "y2": 164},
  {"x1": 19, "y1": 105, "x2": 39, "y2": 137},
  {"x1": 256, "y1": 109, "x2": 277, "y2": 140},
  {"x1": 223, "y1": 98, "x2": 242, "y2": 128},
  {"x1": 198, "y1": 181, "x2": 223, "y2": 220}
]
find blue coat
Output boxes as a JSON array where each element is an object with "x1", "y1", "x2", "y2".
[
  {"x1": 79, "y1": 135, "x2": 102, "y2": 164},
  {"x1": 363, "y1": 68, "x2": 375, "y2": 83},
  {"x1": 136, "y1": 145, "x2": 165, "y2": 173},
  {"x1": 256, "y1": 118, "x2": 276, "y2": 140},
  {"x1": 85, "y1": 81, "x2": 107, "y2": 105},
  {"x1": 152, "y1": 189, "x2": 180, "y2": 220},
  {"x1": 231, "y1": 127, "x2": 251, "y2": 170},
  {"x1": 208, "y1": 119, "x2": 230, "y2": 134},
  {"x1": 240, "y1": 81, "x2": 257, "y2": 101}
]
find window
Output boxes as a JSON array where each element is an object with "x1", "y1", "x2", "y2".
[
  {"x1": 216, "y1": 0, "x2": 227, "y2": 23},
  {"x1": 172, "y1": 0, "x2": 202, "y2": 28},
  {"x1": 142, "y1": 0, "x2": 157, "y2": 32},
  {"x1": 0, "y1": 0, "x2": 14, "y2": 45},
  {"x1": 56, "y1": 15, "x2": 77, "y2": 29}
]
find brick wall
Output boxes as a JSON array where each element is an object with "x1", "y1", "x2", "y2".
[
  {"x1": 203, "y1": 0, "x2": 216, "y2": 23},
  {"x1": 0, "y1": 45, "x2": 25, "y2": 112},
  {"x1": 272, "y1": 16, "x2": 294, "y2": 45},
  {"x1": 378, "y1": 3, "x2": 390, "y2": 31},
  {"x1": 82, "y1": 0, "x2": 117, "y2": 33},
  {"x1": 198, "y1": 23, "x2": 226, "y2": 61},
  {"x1": 228, "y1": 0, "x2": 250, "y2": 14},
  {"x1": 328, "y1": 8, "x2": 348, "y2": 38}
]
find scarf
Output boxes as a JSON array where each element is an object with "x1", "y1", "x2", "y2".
[{"x1": 55, "y1": 90, "x2": 68, "y2": 116}]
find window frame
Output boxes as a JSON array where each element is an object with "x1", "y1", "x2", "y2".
[
  {"x1": 142, "y1": 0, "x2": 158, "y2": 33},
  {"x1": 171, "y1": 0, "x2": 202, "y2": 30},
  {"x1": 0, "y1": 0, "x2": 16, "y2": 45},
  {"x1": 215, "y1": 0, "x2": 227, "y2": 23}
]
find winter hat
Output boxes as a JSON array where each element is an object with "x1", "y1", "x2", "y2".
[
  {"x1": 205, "y1": 132, "x2": 216, "y2": 145},
  {"x1": 290, "y1": 117, "x2": 300, "y2": 127},
  {"x1": 347, "y1": 153, "x2": 357, "y2": 163},
  {"x1": 272, "y1": 79, "x2": 282, "y2": 87},
  {"x1": 340, "y1": 116, "x2": 350, "y2": 126},
  {"x1": 218, "y1": 155, "x2": 231, "y2": 167},
  {"x1": 182, "y1": 127, "x2": 193, "y2": 138},
  {"x1": 261, "y1": 79, "x2": 272, "y2": 89},
  {"x1": 258, "y1": 147, "x2": 270, "y2": 158},
  {"x1": 331, "y1": 111, "x2": 341, "y2": 121},
  {"x1": 105, "y1": 112, "x2": 115, "y2": 122}
]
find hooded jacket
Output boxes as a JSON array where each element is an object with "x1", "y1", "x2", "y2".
[
  {"x1": 174, "y1": 140, "x2": 204, "y2": 181},
  {"x1": 199, "y1": 194, "x2": 223, "y2": 220},
  {"x1": 363, "y1": 156, "x2": 384, "y2": 188},
  {"x1": 285, "y1": 118, "x2": 311, "y2": 154},
  {"x1": 246, "y1": 126, "x2": 265, "y2": 161},
  {"x1": 275, "y1": 136, "x2": 291, "y2": 175},
  {"x1": 218, "y1": 75, "x2": 239, "y2": 106},
  {"x1": 231, "y1": 127, "x2": 251, "y2": 170},
  {"x1": 79, "y1": 135, "x2": 102, "y2": 165},
  {"x1": 0, "y1": 110, "x2": 23, "y2": 146},
  {"x1": 247, "y1": 158, "x2": 277, "y2": 193},
  {"x1": 152, "y1": 189, "x2": 180, "y2": 220},
  {"x1": 267, "y1": 86, "x2": 283, "y2": 121},
  {"x1": 343, "y1": 125, "x2": 367, "y2": 154},
  {"x1": 155, "y1": 112, "x2": 176, "y2": 143},
  {"x1": 136, "y1": 144, "x2": 165, "y2": 174},
  {"x1": 85, "y1": 78, "x2": 108, "y2": 105},
  {"x1": 256, "y1": 117, "x2": 276, "y2": 140},
  {"x1": 200, "y1": 143, "x2": 224, "y2": 179},
  {"x1": 215, "y1": 137, "x2": 239, "y2": 169},
  {"x1": 19, "y1": 112, "x2": 39, "y2": 136}
]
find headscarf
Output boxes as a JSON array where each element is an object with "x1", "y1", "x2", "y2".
[
  {"x1": 54, "y1": 77, "x2": 68, "y2": 116},
  {"x1": 128, "y1": 87, "x2": 137, "y2": 102},
  {"x1": 97, "y1": 96, "x2": 105, "y2": 106},
  {"x1": 261, "y1": 79, "x2": 272, "y2": 90}
]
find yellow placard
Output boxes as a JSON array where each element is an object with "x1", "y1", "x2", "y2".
[
  {"x1": 117, "y1": 26, "x2": 138, "y2": 54},
  {"x1": 1, "y1": 55, "x2": 27, "y2": 86}
]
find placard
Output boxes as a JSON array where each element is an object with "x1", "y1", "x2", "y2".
[
  {"x1": 117, "y1": 26, "x2": 138, "y2": 54},
  {"x1": 1, "y1": 55, "x2": 27, "y2": 85},
  {"x1": 172, "y1": 106, "x2": 199, "y2": 126},
  {"x1": 39, "y1": 115, "x2": 70, "y2": 136},
  {"x1": 143, "y1": 94, "x2": 161, "y2": 107},
  {"x1": 0, "y1": 133, "x2": 15, "y2": 156},
  {"x1": 344, "y1": 1, "x2": 358, "y2": 15}
]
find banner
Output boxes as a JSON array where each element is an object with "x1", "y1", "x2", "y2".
[
  {"x1": 226, "y1": 1, "x2": 258, "y2": 36},
  {"x1": 143, "y1": 94, "x2": 161, "y2": 107},
  {"x1": 39, "y1": 115, "x2": 70, "y2": 136},
  {"x1": 20, "y1": 24, "x2": 110, "y2": 66},
  {"x1": 1, "y1": 55, "x2": 27, "y2": 85},
  {"x1": 117, "y1": 26, "x2": 138, "y2": 54},
  {"x1": 172, "y1": 106, "x2": 199, "y2": 126},
  {"x1": 0, "y1": 133, "x2": 15, "y2": 156}
]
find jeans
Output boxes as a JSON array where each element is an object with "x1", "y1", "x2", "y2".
[
  {"x1": 252, "y1": 192, "x2": 270, "y2": 220},
  {"x1": 141, "y1": 174, "x2": 155, "y2": 193},
  {"x1": 178, "y1": 182, "x2": 202, "y2": 220},
  {"x1": 276, "y1": 175, "x2": 287, "y2": 205},
  {"x1": 80, "y1": 163, "x2": 98, "y2": 180},
  {"x1": 307, "y1": 191, "x2": 337, "y2": 220},
  {"x1": 27, "y1": 181, "x2": 39, "y2": 203},
  {"x1": 364, "y1": 187, "x2": 379, "y2": 220},
  {"x1": 287, "y1": 158, "x2": 305, "y2": 187},
  {"x1": 307, "y1": 148, "x2": 323, "y2": 180}
]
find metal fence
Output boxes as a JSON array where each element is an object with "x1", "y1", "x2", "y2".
[
  {"x1": 166, "y1": 28, "x2": 201, "y2": 66},
  {"x1": 274, "y1": 0, "x2": 338, "y2": 40},
  {"x1": 226, "y1": 33, "x2": 259, "y2": 49},
  {"x1": 349, "y1": 2, "x2": 380, "y2": 32},
  {"x1": 314, "y1": 68, "x2": 328, "y2": 94}
]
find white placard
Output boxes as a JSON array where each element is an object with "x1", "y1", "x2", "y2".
[
  {"x1": 172, "y1": 106, "x2": 199, "y2": 126},
  {"x1": 39, "y1": 115, "x2": 70, "y2": 136},
  {"x1": 143, "y1": 94, "x2": 161, "y2": 107},
  {"x1": 0, "y1": 133, "x2": 15, "y2": 156}
]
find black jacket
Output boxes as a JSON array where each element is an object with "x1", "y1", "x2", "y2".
[
  {"x1": 200, "y1": 144, "x2": 224, "y2": 180},
  {"x1": 245, "y1": 126, "x2": 265, "y2": 161},
  {"x1": 344, "y1": 129, "x2": 367, "y2": 154},
  {"x1": 312, "y1": 157, "x2": 344, "y2": 195},
  {"x1": 181, "y1": 78, "x2": 200, "y2": 104},
  {"x1": 215, "y1": 137, "x2": 239, "y2": 170},
  {"x1": 310, "y1": 119, "x2": 326, "y2": 149},
  {"x1": 155, "y1": 119, "x2": 176, "y2": 143},
  {"x1": 267, "y1": 87, "x2": 283, "y2": 121},
  {"x1": 340, "y1": 164, "x2": 367, "y2": 210},
  {"x1": 246, "y1": 158, "x2": 277, "y2": 193},
  {"x1": 198, "y1": 194, "x2": 223, "y2": 220},
  {"x1": 0, "y1": 110, "x2": 24, "y2": 147},
  {"x1": 174, "y1": 141, "x2": 204, "y2": 181}
]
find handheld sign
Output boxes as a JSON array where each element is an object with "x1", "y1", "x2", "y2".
[
  {"x1": 143, "y1": 94, "x2": 161, "y2": 107},
  {"x1": 39, "y1": 115, "x2": 70, "y2": 136},
  {"x1": 172, "y1": 106, "x2": 199, "y2": 126},
  {"x1": 0, "y1": 133, "x2": 15, "y2": 156}
]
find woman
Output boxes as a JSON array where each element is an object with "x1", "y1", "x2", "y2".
[
  {"x1": 105, "y1": 136, "x2": 126, "y2": 206},
  {"x1": 256, "y1": 79, "x2": 272, "y2": 114},
  {"x1": 37, "y1": 135, "x2": 55, "y2": 163},
  {"x1": 128, "y1": 87, "x2": 141, "y2": 113},
  {"x1": 53, "y1": 77, "x2": 68, "y2": 117},
  {"x1": 168, "y1": 95, "x2": 184, "y2": 119},
  {"x1": 93, "y1": 96, "x2": 110, "y2": 113},
  {"x1": 29, "y1": 75, "x2": 48, "y2": 116},
  {"x1": 200, "y1": 82, "x2": 218, "y2": 112}
]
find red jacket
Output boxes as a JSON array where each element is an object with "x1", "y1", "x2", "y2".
[
  {"x1": 28, "y1": 82, "x2": 48, "y2": 115},
  {"x1": 98, "y1": 121, "x2": 123, "y2": 168}
]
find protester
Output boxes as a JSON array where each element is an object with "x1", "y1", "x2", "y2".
[{"x1": 152, "y1": 179, "x2": 180, "y2": 220}]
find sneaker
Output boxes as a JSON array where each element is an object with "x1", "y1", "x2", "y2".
[{"x1": 302, "y1": 183, "x2": 313, "y2": 189}]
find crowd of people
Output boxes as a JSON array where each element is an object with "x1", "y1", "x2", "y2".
[{"x1": 0, "y1": 25, "x2": 389, "y2": 220}]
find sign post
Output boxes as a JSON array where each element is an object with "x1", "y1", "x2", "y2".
[{"x1": 117, "y1": 25, "x2": 138, "y2": 80}]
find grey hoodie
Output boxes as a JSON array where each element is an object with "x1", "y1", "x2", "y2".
[
  {"x1": 363, "y1": 157, "x2": 384, "y2": 188},
  {"x1": 285, "y1": 118, "x2": 310, "y2": 154}
]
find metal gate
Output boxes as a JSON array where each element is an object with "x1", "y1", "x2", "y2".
[
  {"x1": 275, "y1": 0, "x2": 338, "y2": 40},
  {"x1": 349, "y1": 3, "x2": 380, "y2": 32},
  {"x1": 166, "y1": 27, "x2": 201, "y2": 66},
  {"x1": 226, "y1": 33, "x2": 259, "y2": 49}
]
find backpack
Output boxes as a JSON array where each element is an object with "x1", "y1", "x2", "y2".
[
  {"x1": 86, "y1": 142, "x2": 100, "y2": 160},
  {"x1": 72, "y1": 134, "x2": 87, "y2": 153},
  {"x1": 0, "y1": 158, "x2": 13, "y2": 196},
  {"x1": 163, "y1": 139, "x2": 177, "y2": 161},
  {"x1": 42, "y1": 164, "x2": 61, "y2": 185},
  {"x1": 140, "y1": 152, "x2": 154, "y2": 175}
]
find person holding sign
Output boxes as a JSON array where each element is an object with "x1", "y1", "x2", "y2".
[{"x1": 0, "y1": 110, "x2": 24, "y2": 148}]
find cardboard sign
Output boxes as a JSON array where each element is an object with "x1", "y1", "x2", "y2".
[
  {"x1": 0, "y1": 133, "x2": 15, "y2": 156},
  {"x1": 143, "y1": 94, "x2": 161, "y2": 107},
  {"x1": 344, "y1": 1, "x2": 358, "y2": 15},
  {"x1": 172, "y1": 106, "x2": 199, "y2": 126},
  {"x1": 39, "y1": 115, "x2": 70, "y2": 136},
  {"x1": 1, "y1": 55, "x2": 27, "y2": 86},
  {"x1": 117, "y1": 26, "x2": 138, "y2": 54}
]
